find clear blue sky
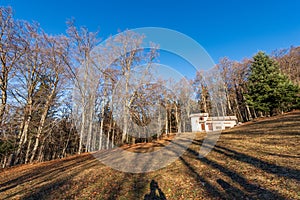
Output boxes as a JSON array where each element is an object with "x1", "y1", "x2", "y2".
[{"x1": 2, "y1": 0, "x2": 300, "y2": 63}]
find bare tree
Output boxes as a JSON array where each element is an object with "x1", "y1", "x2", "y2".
[
  {"x1": 13, "y1": 22, "x2": 45, "y2": 164},
  {"x1": 30, "y1": 34, "x2": 69, "y2": 162},
  {"x1": 194, "y1": 71, "x2": 211, "y2": 114},
  {"x1": 174, "y1": 78, "x2": 194, "y2": 132},
  {"x1": 107, "y1": 31, "x2": 157, "y2": 144},
  {"x1": 0, "y1": 7, "x2": 24, "y2": 133},
  {"x1": 66, "y1": 20, "x2": 99, "y2": 154},
  {"x1": 217, "y1": 57, "x2": 234, "y2": 115},
  {"x1": 273, "y1": 47, "x2": 300, "y2": 86}
]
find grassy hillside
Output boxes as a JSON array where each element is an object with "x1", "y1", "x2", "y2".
[{"x1": 0, "y1": 111, "x2": 299, "y2": 200}]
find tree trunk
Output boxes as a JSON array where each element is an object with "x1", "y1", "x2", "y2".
[
  {"x1": 6, "y1": 153, "x2": 15, "y2": 167},
  {"x1": 15, "y1": 101, "x2": 32, "y2": 165},
  {"x1": 106, "y1": 130, "x2": 110, "y2": 149},
  {"x1": 78, "y1": 105, "x2": 86, "y2": 154},
  {"x1": 175, "y1": 103, "x2": 181, "y2": 133},
  {"x1": 2, "y1": 154, "x2": 7, "y2": 168},
  {"x1": 62, "y1": 128, "x2": 71, "y2": 157},
  {"x1": 157, "y1": 106, "x2": 161, "y2": 139},
  {"x1": 111, "y1": 122, "x2": 115, "y2": 148},
  {"x1": 122, "y1": 70, "x2": 130, "y2": 144},
  {"x1": 91, "y1": 117, "x2": 97, "y2": 151},
  {"x1": 86, "y1": 99, "x2": 94, "y2": 152},
  {"x1": 98, "y1": 101, "x2": 106, "y2": 151},
  {"x1": 25, "y1": 137, "x2": 32, "y2": 164},
  {"x1": 0, "y1": 76, "x2": 7, "y2": 128},
  {"x1": 37, "y1": 136, "x2": 47, "y2": 162},
  {"x1": 122, "y1": 104, "x2": 128, "y2": 143},
  {"x1": 225, "y1": 86, "x2": 233, "y2": 115},
  {"x1": 30, "y1": 83, "x2": 56, "y2": 163},
  {"x1": 165, "y1": 107, "x2": 168, "y2": 135}
]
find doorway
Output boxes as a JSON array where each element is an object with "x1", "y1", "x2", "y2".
[{"x1": 201, "y1": 123, "x2": 205, "y2": 131}]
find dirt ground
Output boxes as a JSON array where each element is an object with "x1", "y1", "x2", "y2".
[{"x1": 0, "y1": 111, "x2": 299, "y2": 200}]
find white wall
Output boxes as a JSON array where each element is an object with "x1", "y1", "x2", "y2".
[
  {"x1": 191, "y1": 116, "x2": 200, "y2": 132},
  {"x1": 190, "y1": 114, "x2": 237, "y2": 132}
]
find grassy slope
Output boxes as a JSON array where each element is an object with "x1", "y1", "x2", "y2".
[{"x1": 0, "y1": 111, "x2": 299, "y2": 200}]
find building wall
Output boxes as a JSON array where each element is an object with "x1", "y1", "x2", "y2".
[
  {"x1": 191, "y1": 116, "x2": 200, "y2": 132},
  {"x1": 190, "y1": 113, "x2": 237, "y2": 132}
]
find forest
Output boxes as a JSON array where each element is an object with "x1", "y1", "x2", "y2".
[{"x1": 0, "y1": 6, "x2": 299, "y2": 168}]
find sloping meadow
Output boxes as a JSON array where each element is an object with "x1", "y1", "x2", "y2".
[{"x1": 0, "y1": 111, "x2": 299, "y2": 199}]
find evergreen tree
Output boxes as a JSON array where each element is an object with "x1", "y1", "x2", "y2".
[{"x1": 246, "y1": 52, "x2": 299, "y2": 116}]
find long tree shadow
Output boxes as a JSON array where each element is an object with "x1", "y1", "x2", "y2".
[
  {"x1": 226, "y1": 111, "x2": 300, "y2": 135},
  {"x1": 91, "y1": 154, "x2": 153, "y2": 200},
  {"x1": 5, "y1": 157, "x2": 100, "y2": 199},
  {"x1": 105, "y1": 173, "x2": 133, "y2": 200},
  {"x1": 213, "y1": 144, "x2": 300, "y2": 181},
  {"x1": 260, "y1": 151, "x2": 300, "y2": 158},
  {"x1": 179, "y1": 156, "x2": 226, "y2": 199},
  {"x1": 130, "y1": 145, "x2": 171, "y2": 200},
  {"x1": 164, "y1": 137, "x2": 236, "y2": 199},
  {"x1": 130, "y1": 174, "x2": 149, "y2": 200},
  {"x1": 192, "y1": 137, "x2": 300, "y2": 181},
  {"x1": 0, "y1": 153, "x2": 95, "y2": 193},
  {"x1": 186, "y1": 146, "x2": 287, "y2": 199},
  {"x1": 169, "y1": 139, "x2": 287, "y2": 199},
  {"x1": 105, "y1": 172, "x2": 150, "y2": 200},
  {"x1": 216, "y1": 178, "x2": 249, "y2": 199},
  {"x1": 253, "y1": 111, "x2": 300, "y2": 124}
]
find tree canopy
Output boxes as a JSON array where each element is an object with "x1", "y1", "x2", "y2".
[{"x1": 246, "y1": 51, "x2": 299, "y2": 115}]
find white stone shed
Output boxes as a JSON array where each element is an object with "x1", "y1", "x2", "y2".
[{"x1": 190, "y1": 113, "x2": 237, "y2": 132}]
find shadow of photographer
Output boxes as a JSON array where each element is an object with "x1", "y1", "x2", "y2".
[{"x1": 144, "y1": 180, "x2": 167, "y2": 200}]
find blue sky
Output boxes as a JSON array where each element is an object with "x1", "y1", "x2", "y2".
[{"x1": 2, "y1": 0, "x2": 300, "y2": 63}]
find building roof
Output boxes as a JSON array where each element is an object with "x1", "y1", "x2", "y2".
[
  {"x1": 189, "y1": 113, "x2": 209, "y2": 117},
  {"x1": 190, "y1": 113, "x2": 237, "y2": 121},
  {"x1": 207, "y1": 116, "x2": 238, "y2": 121}
]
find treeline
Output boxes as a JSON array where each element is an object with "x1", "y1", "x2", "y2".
[
  {"x1": 0, "y1": 7, "x2": 197, "y2": 167},
  {"x1": 0, "y1": 6, "x2": 299, "y2": 168},
  {"x1": 199, "y1": 49, "x2": 300, "y2": 122}
]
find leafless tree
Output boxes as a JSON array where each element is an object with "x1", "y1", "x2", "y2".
[
  {"x1": 0, "y1": 7, "x2": 25, "y2": 134},
  {"x1": 66, "y1": 20, "x2": 99, "y2": 154},
  {"x1": 30, "y1": 34, "x2": 70, "y2": 162},
  {"x1": 107, "y1": 31, "x2": 157, "y2": 144}
]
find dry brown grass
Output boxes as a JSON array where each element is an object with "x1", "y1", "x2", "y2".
[
  {"x1": 121, "y1": 134, "x2": 176, "y2": 153},
  {"x1": 0, "y1": 111, "x2": 299, "y2": 200}
]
